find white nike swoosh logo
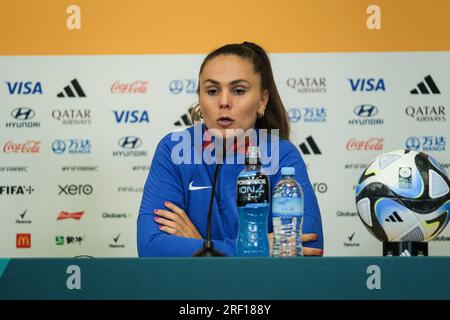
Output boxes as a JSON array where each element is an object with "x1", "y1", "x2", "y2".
[{"x1": 189, "y1": 181, "x2": 212, "y2": 191}]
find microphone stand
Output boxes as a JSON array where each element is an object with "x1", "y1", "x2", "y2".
[{"x1": 193, "y1": 163, "x2": 225, "y2": 257}]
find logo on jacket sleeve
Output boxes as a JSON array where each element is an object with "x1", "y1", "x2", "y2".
[{"x1": 188, "y1": 181, "x2": 212, "y2": 191}]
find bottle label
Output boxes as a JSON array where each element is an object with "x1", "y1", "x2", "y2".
[
  {"x1": 272, "y1": 197, "x2": 303, "y2": 217},
  {"x1": 237, "y1": 174, "x2": 270, "y2": 206}
]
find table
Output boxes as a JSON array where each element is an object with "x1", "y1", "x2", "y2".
[{"x1": 0, "y1": 257, "x2": 449, "y2": 299}]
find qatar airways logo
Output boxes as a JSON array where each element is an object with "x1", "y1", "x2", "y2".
[
  {"x1": 3, "y1": 140, "x2": 41, "y2": 153},
  {"x1": 346, "y1": 138, "x2": 384, "y2": 151},
  {"x1": 169, "y1": 126, "x2": 280, "y2": 175},
  {"x1": 111, "y1": 81, "x2": 148, "y2": 94}
]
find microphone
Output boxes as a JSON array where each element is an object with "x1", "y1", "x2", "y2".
[{"x1": 193, "y1": 163, "x2": 225, "y2": 257}]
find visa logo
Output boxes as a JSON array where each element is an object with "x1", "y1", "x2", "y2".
[
  {"x1": 348, "y1": 78, "x2": 385, "y2": 92},
  {"x1": 113, "y1": 110, "x2": 150, "y2": 123},
  {"x1": 6, "y1": 82, "x2": 43, "y2": 95}
]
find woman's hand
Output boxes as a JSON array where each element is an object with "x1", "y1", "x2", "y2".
[
  {"x1": 301, "y1": 233, "x2": 323, "y2": 256},
  {"x1": 154, "y1": 201, "x2": 203, "y2": 240},
  {"x1": 268, "y1": 233, "x2": 323, "y2": 256}
]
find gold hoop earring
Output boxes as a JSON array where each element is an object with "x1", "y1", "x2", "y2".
[{"x1": 257, "y1": 112, "x2": 265, "y2": 119}]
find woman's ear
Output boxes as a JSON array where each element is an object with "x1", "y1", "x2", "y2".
[{"x1": 258, "y1": 89, "x2": 269, "y2": 114}]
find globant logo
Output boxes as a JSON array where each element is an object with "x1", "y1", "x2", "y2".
[
  {"x1": 346, "y1": 138, "x2": 384, "y2": 151},
  {"x1": 286, "y1": 77, "x2": 327, "y2": 93},
  {"x1": 113, "y1": 136, "x2": 148, "y2": 157},
  {"x1": 52, "y1": 139, "x2": 91, "y2": 155},
  {"x1": 169, "y1": 79, "x2": 197, "y2": 94},
  {"x1": 52, "y1": 109, "x2": 91, "y2": 125},
  {"x1": 349, "y1": 104, "x2": 384, "y2": 125},
  {"x1": 111, "y1": 80, "x2": 148, "y2": 94},
  {"x1": 3, "y1": 140, "x2": 40, "y2": 153},
  {"x1": 336, "y1": 211, "x2": 358, "y2": 217},
  {"x1": 102, "y1": 212, "x2": 132, "y2": 219},
  {"x1": 405, "y1": 136, "x2": 446, "y2": 152},
  {"x1": 288, "y1": 107, "x2": 326, "y2": 123},
  {"x1": 405, "y1": 106, "x2": 446, "y2": 122},
  {"x1": 6, "y1": 107, "x2": 41, "y2": 128}
]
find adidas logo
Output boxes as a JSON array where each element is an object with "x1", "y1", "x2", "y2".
[
  {"x1": 400, "y1": 249, "x2": 411, "y2": 257},
  {"x1": 385, "y1": 211, "x2": 403, "y2": 222},
  {"x1": 57, "y1": 78, "x2": 86, "y2": 98},
  {"x1": 299, "y1": 136, "x2": 321, "y2": 155},
  {"x1": 174, "y1": 105, "x2": 195, "y2": 126},
  {"x1": 410, "y1": 75, "x2": 441, "y2": 94}
]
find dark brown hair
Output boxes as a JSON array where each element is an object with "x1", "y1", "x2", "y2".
[{"x1": 195, "y1": 41, "x2": 290, "y2": 140}]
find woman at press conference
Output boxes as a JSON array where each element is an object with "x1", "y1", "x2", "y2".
[{"x1": 137, "y1": 41, "x2": 324, "y2": 256}]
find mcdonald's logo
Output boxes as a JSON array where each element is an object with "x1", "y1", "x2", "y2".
[{"x1": 16, "y1": 233, "x2": 31, "y2": 248}]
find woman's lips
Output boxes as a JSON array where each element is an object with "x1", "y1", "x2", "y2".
[{"x1": 217, "y1": 118, "x2": 235, "y2": 128}]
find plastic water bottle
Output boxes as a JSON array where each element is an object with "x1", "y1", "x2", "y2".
[
  {"x1": 236, "y1": 146, "x2": 270, "y2": 256},
  {"x1": 272, "y1": 167, "x2": 304, "y2": 256}
]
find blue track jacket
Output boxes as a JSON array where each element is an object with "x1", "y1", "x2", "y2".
[{"x1": 137, "y1": 125, "x2": 323, "y2": 256}]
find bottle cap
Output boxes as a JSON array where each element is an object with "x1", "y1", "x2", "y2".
[
  {"x1": 246, "y1": 146, "x2": 260, "y2": 164},
  {"x1": 281, "y1": 167, "x2": 295, "y2": 176}
]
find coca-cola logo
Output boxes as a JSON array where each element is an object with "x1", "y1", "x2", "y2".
[
  {"x1": 111, "y1": 81, "x2": 148, "y2": 94},
  {"x1": 3, "y1": 140, "x2": 41, "y2": 153},
  {"x1": 346, "y1": 138, "x2": 384, "y2": 151}
]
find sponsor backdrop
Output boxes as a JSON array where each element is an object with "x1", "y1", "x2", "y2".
[{"x1": 0, "y1": 1, "x2": 449, "y2": 257}]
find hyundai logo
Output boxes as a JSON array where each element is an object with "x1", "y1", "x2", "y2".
[
  {"x1": 288, "y1": 108, "x2": 302, "y2": 123},
  {"x1": 52, "y1": 140, "x2": 66, "y2": 154},
  {"x1": 118, "y1": 136, "x2": 142, "y2": 149},
  {"x1": 405, "y1": 137, "x2": 421, "y2": 150},
  {"x1": 354, "y1": 104, "x2": 378, "y2": 117},
  {"x1": 11, "y1": 107, "x2": 35, "y2": 120}
]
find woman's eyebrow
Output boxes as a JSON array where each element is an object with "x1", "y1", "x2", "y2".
[{"x1": 203, "y1": 79, "x2": 250, "y2": 85}]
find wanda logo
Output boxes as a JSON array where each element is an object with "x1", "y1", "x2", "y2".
[
  {"x1": 3, "y1": 140, "x2": 41, "y2": 153},
  {"x1": 111, "y1": 81, "x2": 148, "y2": 94},
  {"x1": 346, "y1": 138, "x2": 384, "y2": 151}
]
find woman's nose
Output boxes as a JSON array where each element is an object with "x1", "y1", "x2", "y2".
[{"x1": 219, "y1": 92, "x2": 231, "y2": 109}]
